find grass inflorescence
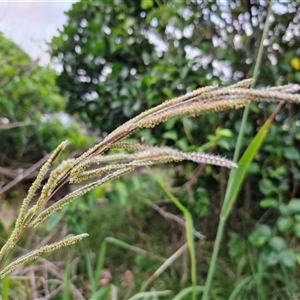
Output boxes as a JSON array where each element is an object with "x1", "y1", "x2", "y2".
[{"x1": 1, "y1": 79, "x2": 300, "y2": 289}]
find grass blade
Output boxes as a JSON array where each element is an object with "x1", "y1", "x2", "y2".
[
  {"x1": 223, "y1": 103, "x2": 282, "y2": 219},
  {"x1": 173, "y1": 286, "x2": 204, "y2": 300},
  {"x1": 153, "y1": 174, "x2": 197, "y2": 300},
  {"x1": 202, "y1": 101, "x2": 280, "y2": 299}
]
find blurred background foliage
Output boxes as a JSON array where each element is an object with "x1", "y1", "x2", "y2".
[
  {"x1": 1, "y1": 0, "x2": 300, "y2": 299},
  {"x1": 0, "y1": 32, "x2": 93, "y2": 163}
]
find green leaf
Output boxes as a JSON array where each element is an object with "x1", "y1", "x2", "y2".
[
  {"x1": 293, "y1": 223, "x2": 300, "y2": 238},
  {"x1": 276, "y1": 216, "x2": 293, "y2": 232},
  {"x1": 283, "y1": 147, "x2": 299, "y2": 160},
  {"x1": 222, "y1": 109, "x2": 278, "y2": 219},
  {"x1": 227, "y1": 232, "x2": 245, "y2": 260},
  {"x1": 176, "y1": 138, "x2": 189, "y2": 151},
  {"x1": 257, "y1": 224, "x2": 272, "y2": 236},
  {"x1": 181, "y1": 117, "x2": 193, "y2": 134},
  {"x1": 295, "y1": 72, "x2": 300, "y2": 82},
  {"x1": 269, "y1": 236, "x2": 287, "y2": 251},
  {"x1": 124, "y1": 17, "x2": 135, "y2": 29},
  {"x1": 279, "y1": 204, "x2": 289, "y2": 215},
  {"x1": 216, "y1": 128, "x2": 233, "y2": 137},
  {"x1": 217, "y1": 138, "x2": 231, "y2": 150},
  {"x1": 264, "y1": 251, "x2": 279, "y2": 266},
  {"x1": 278, "y1": 249, "x2": 297, "y2": 268},
  {"x1": 141, "y1": 0, "x2": 154, "y2": 9},
  {"x1": 259, "y1": 179, "x2": 276, "y2": 196},
  {"x1": 269, "y1": 165, "x2": 287, "y2": 178},
  {"x1": 162, "y1": 87, "x2": 173, "y2": 98},
  {"x1": 247, "y1": 162, "x2": 261, "y2": 174},
  {"x1": 89, "y1": 286, "x2": 111, "y2": 300},
  {"x1": 215, "y1": 47, "x2": 226, "y2": 59},
  {"x1": 164, "y1": 119, "x2": 177, "y2": 130},
  {"x1": 108, "y1": 181, "x2": 128, "y2": 205},
  {"x1": 297, "y1": 252, "x2": 300, "y2": 266},
  {"x1": 294, "y1": 214, "x2": 300, "y2": 222},
  {"x1": 260, "y1": 198, "x2": 277, "y2": 209},
  {"x1": 248, "y1": 224, "x2": 271, "y2": 247},
  {"x1": 232, "y1": 6, "x2": 244, "y2": 13},
  {"x1": 288, "y1": 199, "x2": 300, "y2": 215},
  {"x1": 44, "y1": 208, "x2": 66, "y2": 232},
  {"x1": 162, "y1": 130, "x2": 178, "y2": 141}
]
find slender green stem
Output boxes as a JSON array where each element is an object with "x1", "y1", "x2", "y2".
[
  {"x1": 63, "y1": 253, "x2": 72, "y2": 300},
  {"x1": 201, "y1": 2, "x2": 274, "y2": 299},
  {"x1": 202, "y1": 216, "x2": 226, "y2": 296},
  {"x1": 94, "y1": 238, "x2": 107, "y2": 293},
  {"x1": 233, "y1": 2, "x2": 273, "y2": 161},
  {"x1": 156, "y1": 179, "x2": 197, "y2": 300}
]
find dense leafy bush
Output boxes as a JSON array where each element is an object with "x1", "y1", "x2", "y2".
[{"x1": 50, "y1": 0, "x2": 300, "y2": 136}]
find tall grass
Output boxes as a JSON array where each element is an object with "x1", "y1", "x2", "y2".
[{"x1": 2, "y1": 4, "x2": 300, "y2": 295}]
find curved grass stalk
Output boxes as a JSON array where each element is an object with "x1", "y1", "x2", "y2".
[
  {"x1": 128, "y1": 290, "x2": 173, "y2": 300},
  {"x1": 153, "y1": 175, "x2": 198, "y2": 300},
  {"x1": 173, "y1": 286, "x2": 205, "y2": 300}
]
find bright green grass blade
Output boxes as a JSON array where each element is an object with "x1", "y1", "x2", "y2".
[
  {"x1": 82, "y1": 245, "x2": 96, "y2": 294},
  {"x1": 94, "y1": 239, "x2": 107, "y2": 294},
  {"x1": 202, "y1": 103, "x2": 280, "y2": 300},
  {"x1": 128, "y1": 290, "x2": 172, "y2": 300},
  {"x1": 173, "y1": 286, "x2": 204, "y2": 300},
  {"x1": 1, "y1": 277, "x2": 10, "y2": 300},
  {"x1": 222, "y1": 104, "x2": 282, "y2": 219},
  {"x1": 228, "y1": 276, "x2": 253, "y2": 300},
  {"x1": 63, "y1": 259, "x2": 72, "y2": 300},
  {"x1": 153, "y1": 176, "x2": 197, "y2": 300},
  {"x1": 89, "y1": 285, "x2": 111, "y2": 300}
]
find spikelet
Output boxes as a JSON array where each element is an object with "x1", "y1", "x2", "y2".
[
  {"x1": 36, "y1": 158, "x2": 75, "y2": 214},
  {"x1": 265, "y1": 84, "x2": 300, "y2": 93},
  {"x1": 0, "y1": 234, "x2": 88, "y2": 279},
  {"x1": 70, "y1": 79, "x2": 300, "y2": 184},
  {"x1": 109, "y1": 142, "x2": 149, "y2": 152},
  {"x1": 227, "y1": 78, "x2": 254, "y2": 88},
  {"x1": 71, "y1": 85, "x2": 218, "y2": 167},
  {"x1": 31, "y1": 167, "x2": 134, "y2": 227},
  {"x1": 19, "y1": 141, "x2": 69, "y2": 221},
  {"x1": 70, "y1": 81, "x2": 300, "y2": 174},
  {"x1": 0, "y1": 141, "x2": 69, "y2": 260},
  {"x1": 71, "y1": 146, "x2": 237, "y2": 184}
]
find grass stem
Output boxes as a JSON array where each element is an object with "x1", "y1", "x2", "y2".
[
  {"x1": 201, "y1": 2, "x2": 274, "y2": 299},
  {"x1": 154, "y1": 175, "x2": 197, "y2": 300}
]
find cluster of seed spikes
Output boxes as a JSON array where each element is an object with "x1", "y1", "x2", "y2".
[{"x1": 1, "y1": 79, "x2": 300, "y2": 279}]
